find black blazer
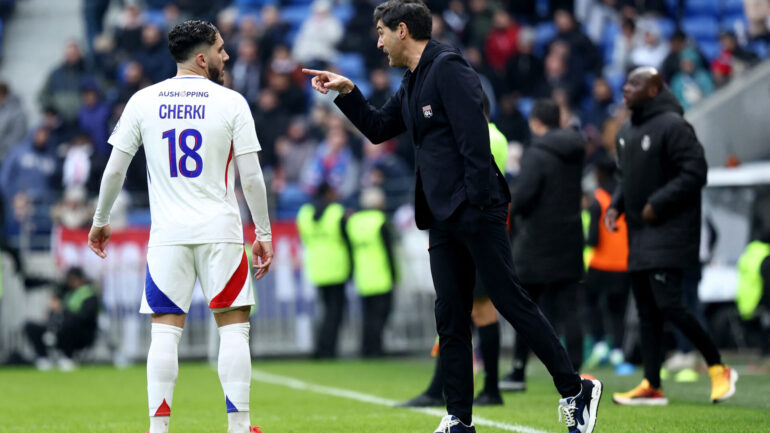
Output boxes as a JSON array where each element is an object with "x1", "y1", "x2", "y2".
[{"x1": 335, "y1": 39, "x2": 509, "y2": 229}]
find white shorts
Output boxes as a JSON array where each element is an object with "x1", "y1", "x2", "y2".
[{"x1": 140, "y1": 243, "x2": 254, "y2": 314}]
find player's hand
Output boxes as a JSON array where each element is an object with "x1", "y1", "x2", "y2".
[
  {"x1": 88, "y1": 224, "x2": 112, "y2": 259},
  {"x1": 302, "y1": 68, "x2": 354, "y2": 95},
  {"x1": 252, "y1": 240, "x2": 273, "y2": 281},
  {"x1": 604, "y1": 208, "x2": 619, "y2": 232},
  {"x1": 642, "y1": 203, "x2": 658, "y2": 224}
]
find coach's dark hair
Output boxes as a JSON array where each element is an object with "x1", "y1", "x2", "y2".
[
  {"x1": 530, "y1": 99, "x2": 560, "y2": 129},
  {"x1": 373, "y1": 0, "x2": 432, "y2": 41},
  {"x1": 168, "y1": 20, "x2": 219, "y2": 63}
]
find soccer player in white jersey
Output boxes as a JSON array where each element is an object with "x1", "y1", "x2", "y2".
[{"x1": 88, "y1": 20, "x2": 272, "y2": 433}]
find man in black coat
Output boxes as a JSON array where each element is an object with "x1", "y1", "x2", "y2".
[
  {"x1": 500, "y1": 99, "x2": 585, "y2": 391},
  {"x1": 607, "y1": 67, "x2": 737, "y2": 406},
  {"x1": 303, "y1": 2, "x2": 602, "y2": 432}
]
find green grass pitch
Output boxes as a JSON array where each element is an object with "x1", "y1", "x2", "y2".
[{"x1": 1, "y1": 358, "x2": 768, "y2": 432}]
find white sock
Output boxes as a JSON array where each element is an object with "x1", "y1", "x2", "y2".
[
  {"x1": 147, "y1": 323, "x2": 183, "y2": 433},
  {"x1": 218, "y1": 322, "x2": 252, "y2": 433}
]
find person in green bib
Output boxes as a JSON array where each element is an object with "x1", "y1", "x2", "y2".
[
  {"x1": 297, "y1": 182, "x2": 352, "y2": 359},
  {"x1": 346, "y1": 187, "x2": 396, "y2": 358},
  {"x1": 736, "y1": 236, "x2": 770, "y2": 357},
  {"x1": 24, "y1": 267, "x2": 98, "y2": 370}
]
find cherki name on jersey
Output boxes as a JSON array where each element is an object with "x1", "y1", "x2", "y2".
[
  {"x1": 159, "y1": 104, "x2": 206, "y2": 119},
  {"x1": 158, "y1": 90, "x2": 209, "y2": 97}
]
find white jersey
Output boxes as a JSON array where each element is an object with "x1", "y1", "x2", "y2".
[{"x1": 109, "y1": 75, "x2": 261, "y2": 246}]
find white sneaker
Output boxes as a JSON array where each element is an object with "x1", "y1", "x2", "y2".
[
  {"x1": 57, "y1": 357, "x2": 76, "y2": 372},
  {"x1": 34, "y1": 357, "x2": 53, "y2": 371}
]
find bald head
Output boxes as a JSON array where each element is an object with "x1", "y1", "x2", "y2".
[{"x1": 623, "y1": 67, "x2": 663, "y2": 109}]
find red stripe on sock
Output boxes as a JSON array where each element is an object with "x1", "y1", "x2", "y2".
[
  {"x1": 209, "y1": 250, "x2": 248, "y2": 309},
  {"x1": 154, "y1": 399, "x2": 171, "y2": 417}
]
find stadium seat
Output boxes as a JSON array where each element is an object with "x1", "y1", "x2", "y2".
[
  {"x1": 534, "y1": 22, "x2": 557, "y2": 56},
  {"x1": 698, "y1": 40, "x2": 722, "y2": 61},
  {"x1": 685, "y1": 0, "x2": 719, "y2": 16},
  {"x1": 682, "y1": 16, "x2": 719, "y2": 41},
  {"x1": 335, "y1": 52, "x2": 366, "y2": 81},
  {"x1": 332, "y1": 4, "x2": 354, "y2": 25},
  {"x1": 281, "y1": 5, "x2": 311, "y2": 27},
  {"x1": 517, "y1": 97, "x2": 534, "y2": 118},
  {"x1": 601, "y1": 21, "x2": 620, "y2": 64},
  {"x1": 127, "y1": 209, "x2": 152, "y2": 226},
  {"x1": 605, "y1": 72, "x2": 625, "y2": 101},
  {"x1": 356, "y1": 81, "x2": 372, "y2": 99},
  {"x1": 722, "y1": 0, "x2": 745, "y2": 15},
  {"x1": 720, "y1": 14, "x2": 747, "y2": 33},
  {"x1": 653, "y1": 17, "x2": 676, "y2": 40}
]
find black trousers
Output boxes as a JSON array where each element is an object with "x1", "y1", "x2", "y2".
[
  {"x1": 25, "y1": 321, "x2": 94, "y2": 358},
  {"x1": 429, "y1": 203, "x2": 580, "y2": 423},
  {"x1": 361, "y1": 291, "x2": 393, "y2": 357},
  {"x1": 315, "y1": 283, "x2": 346, "y2": 359},
  {"x1": 583, "y1": 268, "x2": 631, "y2": 349},
  {"x1": 631, "y1": 268, "x2": 722, "y2": 388},
  {"x1": 513, "y1": 280, "x2": 584, "y2": 372}
]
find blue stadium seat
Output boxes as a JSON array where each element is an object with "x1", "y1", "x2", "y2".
[
  {"x1": 653, "y1": 17, "x2": 676, "y2": 40},
  {"x1": 534, "y1": 22, "x2": 557, "y2": 56},
  {"x1": 685, "y1": 0, "x2": 719, "y2": 16},
  {"x1": 332, "y1": 4, "x2": 354, "y2": 25},
  {"x1": 281, "y1": 5, "x2": 311, "y2": 27},
  {"x1": 601, "y1": 20, "x2": 620, "y2": 64},
  {"x1": 720, "y1": 13, "x2": 747, "y2": 33},
  {"x1": 605, "y1": 72, "x2": 625, "y2": 101},
  {"x1": 698, "y1": 40, "x2": 722, "y2": 61},
  {"x1": 356, "y1": 81, "x2": 372, "y2": 99},
  {"x1": 682, "y1": 16, "x2": 719, "y2": 41},
  {"x1": 517, "y1": 97, "x2": 534, "y2": 118},
  {"x1": 722, "y1": 0, "x2": 745, "y2": 15},
  {"x1": 127, "y1": 209, "x2": 152, "y2": 227},
  {"x1": 335, "y1": 52, "x2": 366, "y2": 81}
]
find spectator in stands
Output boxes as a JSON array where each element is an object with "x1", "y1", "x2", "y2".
[
  {"x1": 607, "y1": 17, "x2": 639, "y2": 76},
  {"x1": 368, "y1": 68, "x2": 392, "y2": 108},
  {"x1": 580, "y1": 0, "x2": 620, "y2": 44},
  {"x1": 431, "y1": 13, "x2": 462, "y2": 49},
  {"x1": 537, "y1": 48, "x2": 584, "y2": 108},
  {"x1": 91, "y1": 34, "x2": 120, "y2": 83},
  {"x1": 274, "y1": 117, "x2": 317, "y2": 193},
  {"x1": 710, "y1": 31, "x2": 760, "y2": 87},
  {"x1": 360, "y1": 139, "x2": 411, "y2": 214},
  {"x1": 292, "y1": 0, "x2": 343, "y2": 68},
  {"x1": 484, "y1": 9, "x2": 519, "y2": 73},
  {"x1": 584, "y1": 77, "x2": 616, "y2": 131},
  {"x1": 61, "y1": 131, "x2": 94, "y2": 191},
  {"x1": 77, "y1": 82, "x2": 110, "y2": 159},
  {"x1": 464, "y1": 46, "x2": 502, "y2": 109},
  {"x1": 301, "y1": 124, "x2": 359, "y2": 202},
  {"x1": 496, "y1": 93, "x2": 530, "y2": 145},
  {"x1": 113, "y1": 4, "x2": 144, "y2": 58},
  {"x1": 466, "y1": 0, "x2": 494, "y2": 47},
  {"x1": 442, "y1": 0, "x2": 469, "y2": 38},
  {"x1": 257, "y1": 5, "x2": 290, "y2": 65},
  {"x1": 253, "y1": 89, "x2": 290, "y2": 168},
  {"x1": 671, "y1": 48, "x2": 714, "y2": 111},
  {"x1": 231, "y1": 38, "x2": 262, "y2": 103},
  {"x1": 135, "y1": 24, "x2": 176, "y2": 83},
  {"x1": 552, "y1": 9, "x2": 602, "y2": 75},
  {"x1": 39, "y1": 42, "x2": 95, "y2": 124},
  {"x1": 630, "y1": 19, "x2": 669, "y2": 69},
  {"x1": 83, "y1": 0, "x2": 110, "y2": 57},
  {"x1": 660, "y1": 30, "x2": 707, "y2": 83},
  {"x1": 24, "y1": 267, "x2": 98, "y2": 371},
  {"x1": 51, "y1": 186, "x2": 93, "y2": 230},
  {"x1": 505, "y1": 26, "x2": 543, "y2": 98},
  {"x1": 116, "y1": 61, "x2": 151, "y2": 104},
  {"x1": 268, "y1": 71, "x2": 306, "y2": 116},
  {"x1": 0, "y1": 82, "x2": 28, "y2": 161}
]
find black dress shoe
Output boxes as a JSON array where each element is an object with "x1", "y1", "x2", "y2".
[{"x1": 395, "y1": 392, "x2": 445, "y2": 407}]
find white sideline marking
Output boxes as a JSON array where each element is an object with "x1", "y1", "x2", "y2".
[{"x1": 252, "y1": 369, "x2": 554, "y2": 433}]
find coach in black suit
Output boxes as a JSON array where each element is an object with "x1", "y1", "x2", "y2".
[{"x1": 304, "y1": 1, "x2": 601, "y2": 431}]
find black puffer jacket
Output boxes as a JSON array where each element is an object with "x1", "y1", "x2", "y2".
[
  {"x1": 611, "y1": 88, "x2": 707, "y2": 271},
  {"x1": 511, "y1": 129, "x2": 585, "y2": 284}
]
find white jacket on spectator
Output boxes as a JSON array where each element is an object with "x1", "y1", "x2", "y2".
[{"x1": 292, "y1": 0, "x2": 343, "y2": 65}]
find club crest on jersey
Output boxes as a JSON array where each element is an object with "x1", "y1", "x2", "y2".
[
  {"x1": 422, "y1": 105, "x2": 433, "y2": 118},
  {"x1": 641, "y1": 135, "x2": 651, "y2": 151}
]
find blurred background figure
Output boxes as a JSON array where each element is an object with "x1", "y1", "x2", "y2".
[
  {"x1": 296, "y1": 182, "x2": 351, "y2": 359},
  {"x1": 24, "y1": 267, "x2": 98, "y2": 371},
  {"x1": 346, "y1": 187, "x2": 395, "y2": 358}
]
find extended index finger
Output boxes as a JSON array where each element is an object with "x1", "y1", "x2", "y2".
[{"x1": 301, "y1": 68, "x2": 326, "y2": 76}]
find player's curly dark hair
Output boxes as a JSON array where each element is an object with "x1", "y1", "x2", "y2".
[
  {"x1": 373, "y1": 0, "x2": 432, "y2": 41},
  {"x1": 167, "y1": 20, "x2": 219, "y2": 63}
]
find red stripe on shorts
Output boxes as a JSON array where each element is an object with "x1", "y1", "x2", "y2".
[{"x1": 209, "y1": 250, "x2": 248, "y2": 309}]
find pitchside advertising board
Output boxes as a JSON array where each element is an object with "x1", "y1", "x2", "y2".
[{"x1": 53, "y1": 222, "x2": 304, "y2": 314}]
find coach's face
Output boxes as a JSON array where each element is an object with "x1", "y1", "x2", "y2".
[
  {"x1": 376, "y1": 20, "x2": 405, "y2": 68},
  {"x1": 204, "y1": 33, "x2": 229, "y2": 85}
]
